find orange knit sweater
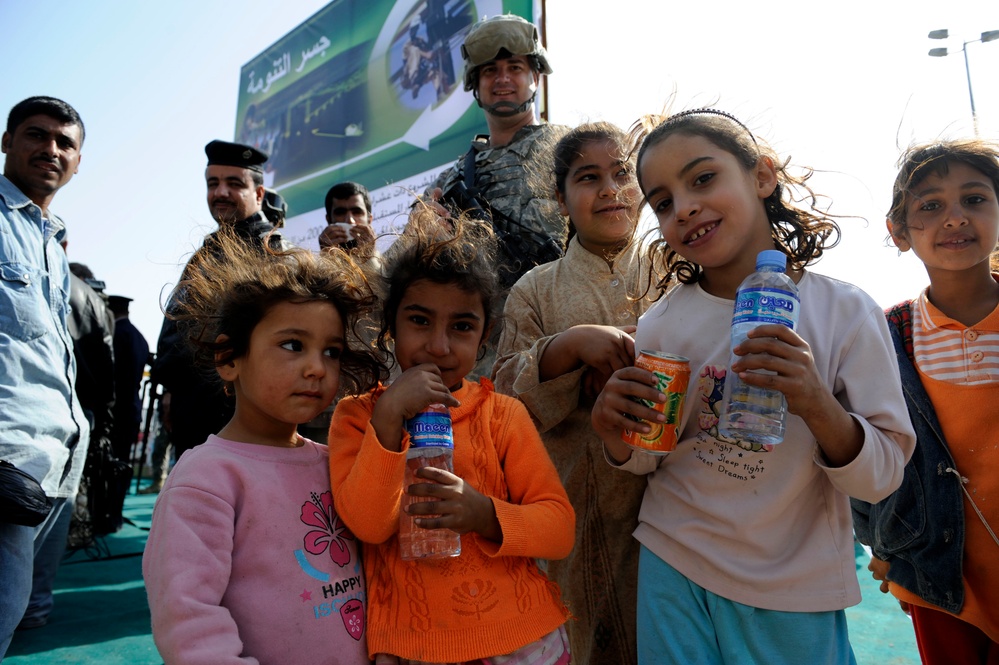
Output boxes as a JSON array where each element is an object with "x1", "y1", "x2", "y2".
[{"x1": 329, "y1": 378, "x2": 574, "y2": 662}]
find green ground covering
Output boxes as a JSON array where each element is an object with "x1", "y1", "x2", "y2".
[{"x1": 5, "y1": 487, "x2": 920, "y2": 664}]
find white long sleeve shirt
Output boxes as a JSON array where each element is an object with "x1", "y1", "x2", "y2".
[{"x1": 618, "y1": 272, "x2": 915, "y2": 612}]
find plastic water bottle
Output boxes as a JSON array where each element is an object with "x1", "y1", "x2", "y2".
[
  {"x1": 399, "y1": 404, "x2": 461, "y2": 560},
  {"x1": 718, "y1": 250, "x2": 800, "y2": 445}
]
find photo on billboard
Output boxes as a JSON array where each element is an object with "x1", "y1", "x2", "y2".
[{"x1": 234, "y1": 0, "x2": 541, "y2": 251}]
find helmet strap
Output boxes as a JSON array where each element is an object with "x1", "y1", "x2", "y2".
[{"x1": 481, "y1": 89, "x2": 537, "y2": 117}]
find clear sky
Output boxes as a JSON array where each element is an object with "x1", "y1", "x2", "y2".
[{"x1": 1, "y1": 0, "x2": 997, "y2": 344}]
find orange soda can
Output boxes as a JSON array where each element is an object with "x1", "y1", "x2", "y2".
[{"x1": 621, "y1": 351, "x2": 690, "y2": 454}]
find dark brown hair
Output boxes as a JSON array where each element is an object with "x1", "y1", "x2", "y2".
[
  {"x1": 168, "y1": 227, "x2": 386, "y2": 396},
  {"x1": 551, "y1": 121, "x2": 637, "y2": 244},
  {"x1": 376, "y1": 206, "x2": 502, "y2": 364},
  {"x1": 888, "y1": 138, "x2": 999, "y2": 235},
  {"x1": 632, "y1": 109, "x2": 840, "y2": 289}
]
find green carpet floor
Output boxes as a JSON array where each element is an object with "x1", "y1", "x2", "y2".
[{"x1": 5, "y1": 487, "x2": 921, "y2": 664}]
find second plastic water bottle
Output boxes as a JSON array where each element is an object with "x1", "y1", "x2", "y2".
[
  {"x1": 399, "y1": 404, "x2": 461, "y2": 561},
  {"x1": 718, "y1": 250, "x2": 800, "y2": 445}
]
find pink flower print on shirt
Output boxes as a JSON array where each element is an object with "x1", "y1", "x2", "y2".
[{"x1": 300, "y1": 490, "x2": 355, "y2": 568}]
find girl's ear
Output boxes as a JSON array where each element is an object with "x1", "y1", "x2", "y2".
[
  {"x1": 754, "y1": 155, "x2": 779, "y2": 200},
  {"x1": 476, "y1": 322, "x2": 495, "y2": 361},
  {"x1": 214, "y1": 334, "x2": 239, "y2": 382},
  {"x1": 886, "y1": 217, "x2": 911, "y2": 252},
  {"x1": 556, "y1": 188, "x2": 569, "y2": 218}
]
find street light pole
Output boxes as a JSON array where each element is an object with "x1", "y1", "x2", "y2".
[
  {"x1": 961, "y1": 42, "x2": 978, "y2": 135},
  {"x1": 928, "y1": 29, "x2": 999, "y2": 135}
]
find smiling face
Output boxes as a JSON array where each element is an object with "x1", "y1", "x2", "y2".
[
  {"x1": 392, "y1": 279, "x2": 487, "y2": 391},
  {"x1": 1, "y1": 114, "x2": 82, "y2": 213},
  {"x1": 639, "y1": 133, "x2": 777, "y2": 295},
  {"x1": 218, "y1": 300, "x2": 344, "y2": 446},
  {"x1": 206, "y1": 164, "x2": 264, "y2": 224},
  {"x1": 890, "y1": 161, "x2": 999, "y2": 280},
  {"x1": 557, "y1": 138, "x2": 639, "y2": 257},
  {"x1": 476, "y1": 55, "x2": 538, "y2": 117}
]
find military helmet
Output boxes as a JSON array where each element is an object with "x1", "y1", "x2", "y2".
[{"x1": 461, "y1": 14, "x2": 552, "y2": 92}]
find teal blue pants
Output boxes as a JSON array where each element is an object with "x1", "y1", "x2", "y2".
[{"x1": 637, "y1": 545, "x2": 857, "y2": 665}]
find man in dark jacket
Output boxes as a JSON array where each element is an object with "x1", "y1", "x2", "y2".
[
  {"x1": 152, "y1": 141, "x2": 286, "y2": 458},
  {"x1": 108, "y1": 295, "x2": 149, "y2": 463},
  {"x1": 65, "y1": 261, "x2": 116, "y2": 454}
]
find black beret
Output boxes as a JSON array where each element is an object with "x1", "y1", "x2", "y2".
[
  {"x1": 107, "y1": 295, "x2": 132, "y2": 311},
  {"x1": 204, "y1": 140, "x2": 268, "y2": 172}
]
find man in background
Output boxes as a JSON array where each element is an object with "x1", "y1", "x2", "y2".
[
  {"x1": 429, "y1": 14, "x2": 565, "y2": 291},
  {"x1": 302, "y1": 181, "x2": 380, "y2": 443},
  {"x1": 65, "y1": 260, "x2": 116, "y2": 465},
  {"x1": 108, "y1": 295, "x2": 149, "y2": 465},
  {"x1": 0, "y1": 96, "x2": 89, "y2": 654},
  {"x1": 318, "y1": 180, "x2": 377, "y2": 263},
  {"x1": 152, "y1": 141, "x2": 286, "y2": 459},
  {"x1": 423, "y1": 15, "x2": 566, "y2": 379}
]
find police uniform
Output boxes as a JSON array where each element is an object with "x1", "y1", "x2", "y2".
[{"x1": 152, "y1": 141, "x2": 287, "y2": 457}]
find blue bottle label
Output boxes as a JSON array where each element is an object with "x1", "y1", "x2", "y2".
[
  {"x1": 406, "y1": 411, "x2": 453, "y2": 449},
  {"x1": 732, "y1": 287, "x2": 799, "y2": 330}
]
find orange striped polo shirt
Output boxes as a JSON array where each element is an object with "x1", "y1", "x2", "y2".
[
  {"x1": 889, "y1": 284, "x2": 999, "y2": 640},
  {"x1": 911, "y1": 286, "x2": 999, "y2": 384}
]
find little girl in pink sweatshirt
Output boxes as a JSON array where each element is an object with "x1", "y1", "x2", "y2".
[{"x1": 143, "y1": 230, "x2": 385, "y2": 664}]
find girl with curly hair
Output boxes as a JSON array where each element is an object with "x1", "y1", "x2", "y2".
[
  {"x1": 329, "y1": 210, "x2": 574, "y2": 664},
  {"x1": 591, "y1": 109, "x2": 915, "y2": 664},
  {"x1": 143, "y1": 229, "x2": 385, "y2": 664}
]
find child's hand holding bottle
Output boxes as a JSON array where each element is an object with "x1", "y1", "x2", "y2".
[
  {"x1": 406, "y1": 465, "x2": 502, "y2": 542},
  {"x1": 371, "y1": 364, "x2": 460, "y2": 452}
]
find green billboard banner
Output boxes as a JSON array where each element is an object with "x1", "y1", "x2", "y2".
[{"x1": 235, "y1": 0, "x2": 539, "y2": 250}]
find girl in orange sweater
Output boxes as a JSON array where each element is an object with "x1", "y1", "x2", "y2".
[{"x1": 329, "y1": 211, "x2": 575, "y2": 664}]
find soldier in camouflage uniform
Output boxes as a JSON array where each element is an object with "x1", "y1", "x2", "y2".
[{"x1": 426, "y1": 14, "x2": 567, "y2": 377}]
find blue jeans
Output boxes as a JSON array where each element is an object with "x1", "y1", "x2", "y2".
[
  {"x1": 636, "y1": 545, "x2": 857, "y2": 665},
  {"x1": 0, "y1": 496, "x2": 73, "y2": 661}
]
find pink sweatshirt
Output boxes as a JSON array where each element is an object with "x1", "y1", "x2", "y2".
[{"x1": 143, "y1": 435, "x2": 369, "y2": 665}]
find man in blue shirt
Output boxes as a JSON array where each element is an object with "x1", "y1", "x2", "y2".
[{"x1": 0, "y1": 96, "x2": 89, "y2": 656}]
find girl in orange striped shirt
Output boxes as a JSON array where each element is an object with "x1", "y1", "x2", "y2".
[{"x1": 853, "y1": 138, "x2": 999, "y2": 665}]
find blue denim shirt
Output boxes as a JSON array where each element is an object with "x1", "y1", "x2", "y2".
[
  {"x1": 0, "y1": 174, "x2": 88, "y2": 498},
  {"x1": 851, "y1": 303, "x2": 965, "y2": 613}
]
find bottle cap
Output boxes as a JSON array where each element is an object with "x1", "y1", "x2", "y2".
[{"x1": 756, "y1": 250, "x2": 787, "y2": 271}]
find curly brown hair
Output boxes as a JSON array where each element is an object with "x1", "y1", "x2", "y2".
[
  {"x1": 631, "y1": 109, "x2": 840, "y2": 290},
  {"x1": 376, "y1": 205, "x2": 502, "y2": 365},
  {"x1": 167, "y1": 227, "x2": 387, "y2": 396}
]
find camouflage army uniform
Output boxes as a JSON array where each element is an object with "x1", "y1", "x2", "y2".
[
  {"x1": 432, "y1": 122, "x2": 568, "y2": 290},
  {"x1": 429, "y1": 122, "x2": 568, "y2": 378}
]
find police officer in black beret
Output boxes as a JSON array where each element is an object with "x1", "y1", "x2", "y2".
[
  {"x1": 203, "y1": 139, "x2": 279, "y2": 240},
  {"x1": 149, "y1": 141, "x2": 290, "y2": 463}
]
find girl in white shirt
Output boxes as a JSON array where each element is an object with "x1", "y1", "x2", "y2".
[{"x1": 591, "y1": 108, "x2": 915, "y2": 665}]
